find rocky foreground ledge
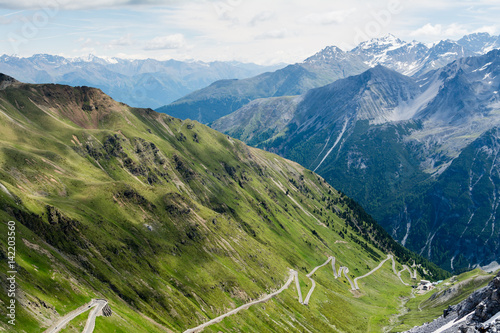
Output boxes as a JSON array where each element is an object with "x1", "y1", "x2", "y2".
[{"x1": 407, "y1": 272, "x2": 500, "y2": 333}]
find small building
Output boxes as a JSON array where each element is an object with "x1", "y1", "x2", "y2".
[{"x1": 416, "y1": 280, "x2": 434, "y2": 294}]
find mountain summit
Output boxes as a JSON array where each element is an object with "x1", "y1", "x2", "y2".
[{"x1": 160, "y1": 32, "x2": 500, "y2": 124}]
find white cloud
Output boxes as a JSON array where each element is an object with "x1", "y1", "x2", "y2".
[
  {"x1": 1, "y1": 0, "x2": 500, "y2": 64},
  {"x1": 256, "y1": 28, "x2": 288, "y2": 40},
  {"x1": 443, "y1": 23, "x2": 468, "y2": 36},
  {"x1": 474, "y1": 25, "x2": 499, "y2": 35},
  {"x1": 77, "y1": 37, "x2": 95, "y2": 48},
  {"x1": 109, "y1": 33, "x2": 133, "y2": 47},
  {"x1": 410, "y1": 23, "x2": 443, "y2": 36},
  {"x1": 144, "y1": 34, "x2": 187, "y2": 50},
  {"x1": 0, "y1": 0, "x2": 188, "y2": 10},
  {"x1": 249, "y1": 11, "x2": 275, "y2": 26},
  {"x1": 298, "y1": 8, "x2": 356, "y2": 25},
  {"x1": 410, "y1": 23, "x2": 468, "y2": 38}
]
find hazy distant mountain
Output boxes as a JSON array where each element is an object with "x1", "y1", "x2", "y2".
[
  {"x1": 212, "y1": 50, "x2": 500, "y2": 271},
  {"x1": 159, "y1": 32, "x2": 500, "y2": 124},
  {"x1": 0, "y1": 54, "x2": 285, "y2": 108},
  {"x1": 157, "y1": 49, "x2": 369, "y2": 124}
]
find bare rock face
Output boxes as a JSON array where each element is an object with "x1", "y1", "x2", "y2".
[
  {"x1": 407, "y1": 273, "x2": 500, "y2": 333},
  {"x1": 456, "y1": 276, "x2": 500, "y2": 323}
]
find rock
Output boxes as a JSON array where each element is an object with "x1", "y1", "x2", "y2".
[{"x1": 410, "y1": 272, "x2": 500, "y2": 332}]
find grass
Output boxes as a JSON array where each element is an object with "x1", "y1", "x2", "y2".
[{"x1": 0, "y1": 81, "x2": 452, "y2": 332}]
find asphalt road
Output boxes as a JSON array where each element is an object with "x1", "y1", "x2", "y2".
[
  {"x1": 303, "y1": 257, "x2": 335, "y2": 305},
  {"x1": 353, "y1": 255, "x2": 392, "y2": 290},
  {"x1": 83, "y1": 300, "x2": 108, "y2": 333},
  {"x1": 183, "y1": 270, "x2": 297, "y2": 333},
  {"x1": 44, "y1": 299, "x2": 108, "y2": 333},
  {"x1": 183, "y1": 253, "x2": 411, "y2": 332}
]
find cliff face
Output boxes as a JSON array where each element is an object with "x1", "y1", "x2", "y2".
[{"x1": 454, "y1": 273, "x2": 500, "y2": 332}]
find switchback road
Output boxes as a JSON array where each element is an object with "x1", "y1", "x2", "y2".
[
  {"x1": 44, "y1": 299, "x2": 108, "y2": 333},
  {"x1": 184, "y1": 253, "x2": 410, "y2": 332}
]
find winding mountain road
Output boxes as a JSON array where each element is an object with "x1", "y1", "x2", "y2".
[
  {"x1": 397, "y1": 264, "x2": 417, "y2": 286},
  {"x1": 184, "y1": 270, "x2": 297, "y2": 333},
  {"x1": 330, "y1": 256, "x2": 354, "y2": 288},
  {"x1": 303, "y1": 257, "x2": 334, "y2": 305},
  {"x1": 83, "y1": 300, "x2": 108, "y2": 333},
  {"x1": 184, "y1": 252, "x2": 413, "y2": 332},
  {"x1": 353, "y1": 255, "x2": 393, "y2": 290},
  {"x1": 47, "y1": 252, "x2": 413, "y2": 333},
  {"x1": 293, "y1": 270, "x2": 303, "y2": 304},
  {"x1": 44, "y1": 299, "x2": 108, "y2": 333}
]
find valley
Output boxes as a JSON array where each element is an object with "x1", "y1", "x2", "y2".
[
  {"x1": 0, "y1": 74, "x2": 453, "y2": 332},
  {"x1": 211, "y1": 49, "x2": 500, "y2": 272}
]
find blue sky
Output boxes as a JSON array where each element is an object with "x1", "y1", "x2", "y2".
[{"x1": 0, "y1": 0, "x2": 499, "y2": 64}]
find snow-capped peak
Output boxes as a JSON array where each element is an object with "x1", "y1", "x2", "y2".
[
  {"x1": 303, "y1": 45, "x2": 346, "y2": 64},
  {"x1": 71, "y1": 54, "x2": 119, "y2": 64},
  {"x1": 357, "y1": 33, "x2": 406, "y2": 51}
]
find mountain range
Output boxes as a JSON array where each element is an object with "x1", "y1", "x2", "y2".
[
  {"x1": 0, "y1": 73, "x2": 452, "y2": 332},
  {"x1": 212, "y1": 49, "x2": 500, "y2": 272},
  {"x1": 0, "y1": 54, "x2": 283, "y2": 109},
  {"x1": 159, "y1": 32, "x2": 500, "y2": 124}
]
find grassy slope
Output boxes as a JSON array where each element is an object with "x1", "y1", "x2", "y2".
[{"x1": 0, "y1": 80, "x2": 445, "y2": 332}]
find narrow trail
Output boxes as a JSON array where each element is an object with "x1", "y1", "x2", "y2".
[{"x1": 184, "y1": 253, "x2": 412, "y2": 332}]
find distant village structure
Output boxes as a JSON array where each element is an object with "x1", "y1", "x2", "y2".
[{"x1": 416, "y1": 279, "x2": 444, "y2": 294}]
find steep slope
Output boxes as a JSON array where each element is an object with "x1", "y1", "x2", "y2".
[
  {"x1": 392, "y1": 269, "x2": 495, "y2": 332},
  {"x1": 0, "y1": 54, "x2": 283, "y2": 109},
  {"x1": 0, "y1": 75, "x2": 447, "y2": 333},
  {"x1": 213, "y1": 65, "x2": 422, "y2": 163},
  {"x1": 212, "y1": 50, "x2": 500, "y2": 272}
]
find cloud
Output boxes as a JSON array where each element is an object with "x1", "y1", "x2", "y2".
[
  {"x1": 77, "y1": 37, "x2": 95, "y2": 48},
  {"x1": 249, "y1": 11, "x2": 275, "y2": 26},
  {"x1": 474, "y1": 25, "x2": 499, "y2": 35},
  {"x1": 410, "y1": 23, "x2": 468, "y2": 37},
  {"x1": 298, "y1": 8, "x2": 356, "y2": 25},
  {"x1": 255, "y1": 28, "x2": 288, "y2": 40},
  {"x1": 0, "y1": 0, "x2": 190, "y2": 10},
  {"x1": 108, "y1": 33, "x2": 133, "y2": 47},
  {"x1": 144, "y1": 34, "x2": 187, "y2": 50},
  {"x1": 410, "y1": 23, "x2": 442, "y2": 36}
]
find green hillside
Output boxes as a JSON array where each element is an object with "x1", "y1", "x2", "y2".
[{"x1": 0, "y1": 75, "x2": 449, "y2": 332}]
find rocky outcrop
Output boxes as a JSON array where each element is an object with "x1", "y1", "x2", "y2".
[
  {"x1": 0, "y1": 73, "x2": 19, "y2": 90},
  {"x1": 407, "y1": 273, "x2": 500, "y2": 333}
]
